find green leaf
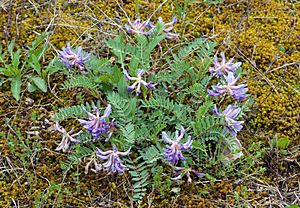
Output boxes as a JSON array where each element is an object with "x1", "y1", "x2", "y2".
[
  {"x1": 147, "y1": 34, "x2": 165, "y2": 53},
  {"x1": 12, "y1": 49, "x2": 21, "y2": 69},
  {"x1": 0, "y1": 67, "x2": 5, "y2": 74},
  {"x1": 9, "y1": 65, "x2": 18, "y2": 76},
  {"x1": 204, "y1": 0, "x2": 224, "y2": 5},
  {"x1": 205, "y1": 173, "x2": 216, "y2": 182},
  {"x1": 196, "y1": 100, "x2": 213, "y2": 120},
  {"x1": 0, "y1": 78, "x2": 5, "y2": 87},
  {"x1": 61, "y1": 75, "x2": 97, "y2": 92},
  {"x1": 0, "y1": 51, "x2": 7, "y2": 65},
  {"x1": 95, "y1": 74, "x2": 113, "y2": 83},
  {"x1": 277, "y1": 138, "x2": 290, "y2": 149},
  {"x1": 174, "y1": 2, "x2": 183, "y2": 18},
  {"x1": 30, "y1": 32, "x2": 48, "y2": 51},
  {"x1": 272, "y1": 137, "x2": 290, "y2": 149},
  {"x1": 45, "y1": 58, "x2": 65, "y2": 75},
  {"x1": 30, "y1": 46, "x2": 48, "y2": 61},
  {"x1": 27, "y1": 82, "x2": 37, "y2": 93},
  {"x1": 128, "y1": 171, "x2": 140, "y2": 177},
  {"x1": 1, "y1": 66, "x2": 15, "y2": 77},
  {"x1": 117, "y1": 75, "x2": 127, "y2": 96},
  {"x1": 107, "y1": 34, "x2": 125, "y2": 64},
  {"x1": 30, "y1": 76, "x2": 47, "y2": 92},
  {"x1": 7, "y1": 41, "x2": 15, "y2": 57},
  {"x1": 29, "y1": 54, "x2": 41, "y2": 76},
  {"x1": 86, "y1": 57, "x2": 110, "y2": 74},
  {"x1": 285, "y1": 205, "x2": 300, "y2": 208},
  {"x1": 11, "y1": 77, "x2": 22, "y2": 101}
]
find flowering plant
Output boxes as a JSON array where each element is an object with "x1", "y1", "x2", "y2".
[
  {"x1": 209, "y1": 52, "x2": 241, "y2": 77},
  {"x1": 124, "y1": 69, "x2": 156, "y2": 95},
  {"x1": 125, "y1": 16, "x2": 178, "y2": 38},
  {"x1": 59, "y1": 42, "x2": 91, "y2": 73},
  {"x1": 54, "y1": 122, "x2": 82, "y2": 152},
  {"x1": 162, "y1": 126, "x2": 192, "y2": 165},
  {"x1": 212, "y1": 104, "x2": 244, "y2": 137},
  {"x1": 125, "y1": 18, "x2": 153, "y2": 35},
  {"x1": 52, "y1": 16, "x2": 251, "y2": 202},
  {"x1": 96, "y1": 145, "x2": 131, "y2": 174},
  {"x1": 78, "y1": 105, "x2": 115, "y2": 141},
  {"x1": 208, "y1": 72, "x2": 248, "y2": 101}
]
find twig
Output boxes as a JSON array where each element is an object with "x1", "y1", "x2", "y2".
[
  {"x1": 264, "y1": 62, "x2": 300, "y2": 75},
  {"x1": 233, "y1": 46, "x2": 279, "y2": 95}
]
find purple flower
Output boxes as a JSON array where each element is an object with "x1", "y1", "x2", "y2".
[
  {"x1": 96, "y1": 145, "x2": 131, "y2": 174},
  {"x1": 157, "y1": 16, "x2": 179, "y2": 39},
  {"x1": 125, "y1": 17, "x2": 179, "y2": 39},
  {"x1": 212, "y1": 104, "x2": 244, "y2": 137},
  {"x1": 162, "y1": 126, "x2": 192, "y2": 165},
  {"x1": 208, "y1": 72, "x2": 248, "y2": 101},
  {"x1": 78, "y1": 105, "x2": 115, "y2": 141},
  {"x1": 59, "y1": 42, "x2": 91, "y2": 73},
  {"x1": 209, "y1": 52, "x2": 241, "y2": 77},
  {"x1": 54, "y1": 122, "x2": 82, "y2": 152},
  {"x1": 124, "y1": 69, "x2": 156, "y2": 96},
  {"x1": 125, "y1": 18, "x2": 153, "y2": 35}
]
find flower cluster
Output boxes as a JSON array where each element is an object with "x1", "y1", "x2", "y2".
[
  {"x1": 208, "y1": 51, "x2": 247, "y2": 101},
  {"x1": 162, "y1": 126, "x2": 192, "y2": 165},
  {"x1": 96, "y1": 145, "x2": 131, "y2": 174},
  {"x1": 124, "y1": 69, "x2": 156, "y2": 96},
  {"x1": 208, "y1": 72, "x2": 248, "y2": 101},
  {"x1": 208, "y1": 52, "x2": 247, "y2": 160},
  {"x1": 209, "y1": 52, "x2": 241, "y2": 77},
  {"x1": 54, "y1": 122, "x2": 82, "y2": 152},
  {"x1": 125, "y1": 18, "x2": 153, "y2": 35},
  {"x1": 59, "y1": 42, "x2": 91, "y2": 73},
  {"x1": 212, "y1": 104, "x2": 244, "y2": 137},
  {"x1": 78, "y1": 105, "x2": 115, "y2": 141},
  {"x1": 125, "y1": 16, "x2": 178, "y2": 39}
]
